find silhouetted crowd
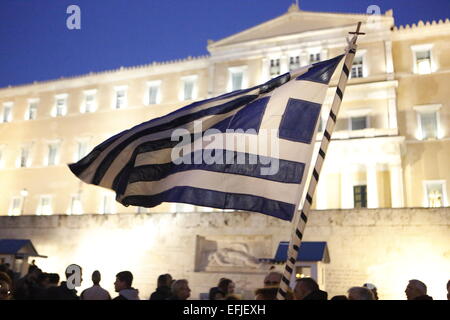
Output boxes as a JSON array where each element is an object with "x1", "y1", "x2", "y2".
[{"x1": 1, "y1": 262, "x2": 449, "y2": 300}]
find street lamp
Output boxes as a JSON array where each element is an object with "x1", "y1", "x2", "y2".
[{"x1": 20, "y1": 188, "x2": 28, "y2": 215}]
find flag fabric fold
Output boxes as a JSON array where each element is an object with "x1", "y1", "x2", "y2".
[{"x1": 68, "y1": 55, "x2": 343, "y2": 221}]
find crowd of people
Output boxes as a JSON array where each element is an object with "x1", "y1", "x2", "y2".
[{"x1": 0, "y1": 262, "x2": 448, "y2": 300}]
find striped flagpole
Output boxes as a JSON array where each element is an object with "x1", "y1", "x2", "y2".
[{"x1": 276, "y1": 22, "x2": 365, "y2": 300}]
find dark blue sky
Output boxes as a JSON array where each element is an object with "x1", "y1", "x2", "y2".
[{"x1": 1, "y1": 0, "x2": 449, "y2": 88}]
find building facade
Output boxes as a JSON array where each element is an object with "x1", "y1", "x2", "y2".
[{"x1": 1, "y1": 5, "x2": 449, "y2": 216}]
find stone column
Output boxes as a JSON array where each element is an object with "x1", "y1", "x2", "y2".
[
  {"x1": 341, "y1": 166, "x2": 354, "y2": 209},
  {"x1": 366, "y1": 163, "x2": 379, "y2": 208},
  {"x1": 389, "y1": 163, "x2": 405, "y2": 208}
]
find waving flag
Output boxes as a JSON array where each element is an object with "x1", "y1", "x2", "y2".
[{"x1": 68, "y1": 55, "x2": 343, "y2": 221}]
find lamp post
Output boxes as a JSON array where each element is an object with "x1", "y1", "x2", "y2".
[{"x1": 20, "y1": 188, "x2": 28, "y2": 215}]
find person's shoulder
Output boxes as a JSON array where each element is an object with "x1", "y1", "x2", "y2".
[{"x1": 113, "y1": 295, "x2": 127, "y2": 300}]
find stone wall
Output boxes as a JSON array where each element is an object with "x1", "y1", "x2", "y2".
[{"x1": 0, "y1": 207, "x2": 449, "y2": 300}]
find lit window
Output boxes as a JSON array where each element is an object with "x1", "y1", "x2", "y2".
[
  {"x1": 351, "y1": 56, "x2": 364, "y2": 78},
  {"x1": 69, "y1": 194, "x2": 83, "y2": 215},
  {"x1": 26, "y1": 101, "x2": 38, "y2": 120},
  {"x1": 115, "y1": 89, "x2": 127, "y2": 109},
  {"x1": 55, "y1": 98, "x2": 67, "y2": 117},
  {"x1": 181, "y1": 76, "x2": 197, "y2": 101},
  {"x1": 424, "y1": 181, "x2": 448, "y2": 207},
  {"x1": 9, "y1": 197, "x2": 22, "y2": 216},
  {"x1": 101, "y1": 193, "x2": 116, "y2": 214},
  {"x1": 353, "y1": 185, "x2": 367, "y2": 208},
  {"x1": 183, "y1": 80, "x2": 194, "y2": 100},
  {"x1": 19, "y1": 146, "x2": 30, "y2": 168},
  {"x1": 309, "y1": 53, "x2": 321, "y2": 64},
  {"x1": 37, "y1": 196, "x2": 52, "y2": 215},
  {"x1": 414, "y1": 104, "x2": 442, "y2": 140},
  {"x1": 231, "y1": 72, "x2": 243, "y2": 91},
  {"x1": 415, "y1": 50, "x2": 431, "y2": 74},
  {"x1": 289, "y1": 56, "x2": 300, "y2": 71},
  {"x1": 76, "y1": 141, "x2": 89, "y2": 161},
  {"x1": 82, "y1": 90, "x2": 97, "y2": 113},
  {"x1": 47, "y1": 143, "x2": 59, "y2": 166},
  {"x1": 269, "y1": 59, "x2": 280, "y2": 77},
  {"x1": 2, "y1": 102, "x2": 13, "y2": 123},
  {"x1": 228, "y1": 66, "x2": 247, "y2": 92},
  {"x1": 295, "y1": 266, "x2": 312, "y2": 279},
  {"x1": 419, "y1": 112, "x2": 438, "y2": 140},
  {"x1": 147, "y1": 81, "x2": 161, "y2": 105},
  {"x1": 350, "y1": 116, "x2": 368, "y2": 130}
]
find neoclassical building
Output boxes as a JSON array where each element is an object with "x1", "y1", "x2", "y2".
[{"x1": 1, "y1": 5, "x2": 449, "y2": 216}]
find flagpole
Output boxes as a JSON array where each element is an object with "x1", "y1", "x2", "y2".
[{"x1": 276, "y1": 22, "x2": 365, "y2": 300}]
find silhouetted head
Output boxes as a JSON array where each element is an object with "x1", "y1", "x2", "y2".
[
  {"x1": 294, "y1": 277, "x2": 319, "y2": 300},
  {"x1": 115, "y1": 271, "x2": 133, "y2": 292},
  {"x1": 92, "y1": 270, "x2": 101, "y2": 285},
  {"x1": 348, "y1": 286, "x2": 375, "y2": 300},
  {"x1": 171, "y1": 279, "x2": 191, "y2": 300},
  {"x1": 157, "y1": 273, "x2": 172, "y2": 288},
  {"x1": 405, "y1": 279, "x2": 427, "y2": 300},
  {"x1": 263, "y1": 271, "x2": 282, "y2": 287}
]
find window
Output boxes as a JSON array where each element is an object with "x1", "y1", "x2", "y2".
[
  {"x1": 353, "y1": 185, "x2": 367, "y2": 208},
  {"x1": 9, "y1": 197, "x2": 22, "y2": 216},
  {"x1": 181, "y1": 76, "x2": 197, "y2": 101},
  {"x1": 269, "y1": 59, "x2": 280, "y2": 77},
  {"x1": 309, "y1": 52, "x2": 321, "y2": 64},
  {"x1": 419, "y1": 112, "x2": 438, "y2": 140},
  {"x1": 350, "y1": 116, "x2": 369, "y2": 130},
  {"x1": 69, "y1": 194, "x2": 83, "y2": 215},
  {"x1": 412, "y1": 44, "x2": 433, "y2": 74},
  {"x1": 147, "y1": 81, "x2": 161, "y2": 105},
  {"x1": 26, "y1": 101, "x2": 38, "y2": 120},
  {"x1": 101, "y1": 193, "x2": 116, "y2": 214},
  {"x1": 228, "y1": 66, "x2": 248, "y2": 92},
  {"x1": 2, "y1": 102, "x2": 13, "y2": 123},
  {"x1": 55, "y1": 97, "x2": 67, "y2": 117},
  {"x1": 115, "y1": 89, "x2": 127, "y2": 109},
  {"x1": 76, "y1": 141, "x2": 89, "y2": 161},
  {"x1": 82, "y1": 90, "x2": 97, "y2": 113},
  {"x1": 46, "y1": 143, "x2": 59, "y2": 166},
  {"x1": 414, "y1": 104, "x2": 441, "y2": 140},
  {"x1": 289, "y1": 56, "x2": 300, "y2": 71},
  {"x1": 424, "y1": 181, "x2": 448, "y2": 207},
  {"x1": 351, "y1": 56, "x2": 364, "y2": 78},
  {"x1": 415, "y1": 50, "x2": 431, "y2": 74},
  {"x1": 231, "y1": 72, "x2": 243, "y2": 91},
  {"x1": 183, "y1": 79, "x2": 194, "y2": 100},
  {"x1": 37, "y1": 196, "x2": 52, "y2": 215},
  {"x1": 295, "y1": 266, "x2": 312, "y2": 279},
  {"x1": 19, "y1": 146, "x2": 30, "y2": 168}
]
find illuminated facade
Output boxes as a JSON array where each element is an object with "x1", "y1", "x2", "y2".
[{"x1": 1, "y1": 6, "x2": 449, "y2": 216}]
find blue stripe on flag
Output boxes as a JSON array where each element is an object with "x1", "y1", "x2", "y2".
[
  {"x1": 125, "y1": 150, "x2": 305, "y2": 184},
  {"x1": 122, "y1": 186, "x2": 295, "y2": 221}
]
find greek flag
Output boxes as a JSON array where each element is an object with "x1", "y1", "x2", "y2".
[{"x1": 68, "y1": 55, "x2": 343, "y2": 221}]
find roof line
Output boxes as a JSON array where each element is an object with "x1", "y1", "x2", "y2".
[{"x1": 0, "y1": 54, "x2": 210, "y2": 91}]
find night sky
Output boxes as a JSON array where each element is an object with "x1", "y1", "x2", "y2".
[{"x1": 1, "y1": 0, "x2": 449, "y2": 88}]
